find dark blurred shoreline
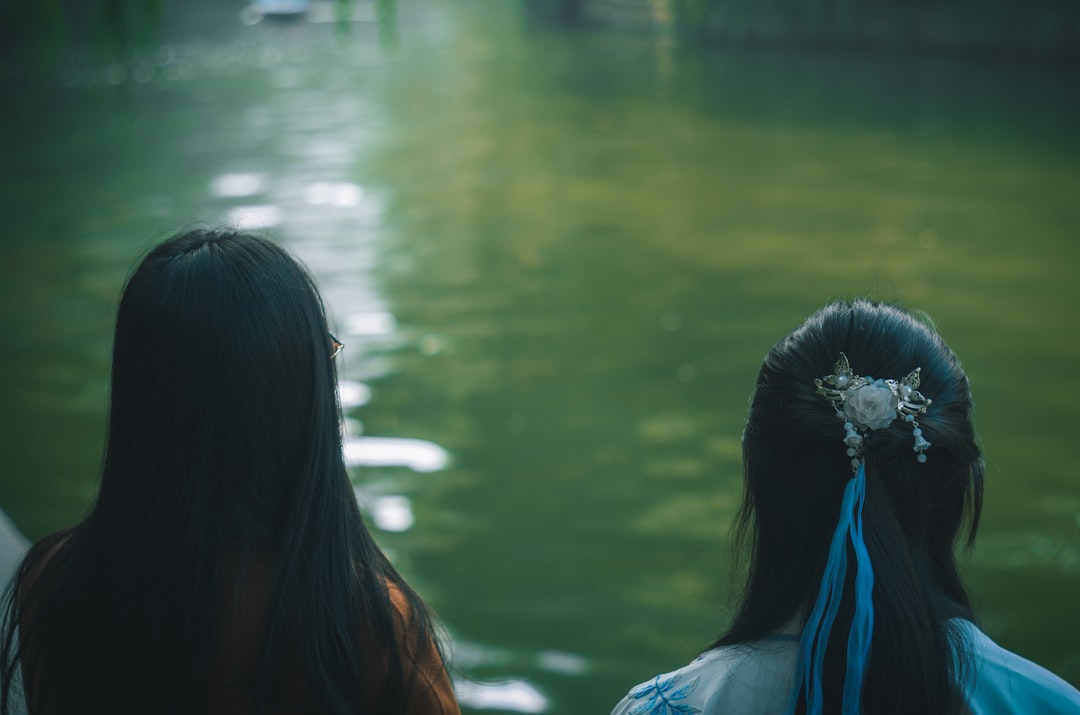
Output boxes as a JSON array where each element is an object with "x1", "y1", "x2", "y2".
[
  {"x1": 528, "y1": 0, "x2": 1080, "y2": 64},
  {"x1": 1, "y1": 0, "x2": 1078, "y2": 70}
]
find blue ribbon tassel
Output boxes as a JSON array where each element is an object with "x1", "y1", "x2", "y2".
[{"x1": 785, "y1": 463, "x2": 875, "y2": 715}]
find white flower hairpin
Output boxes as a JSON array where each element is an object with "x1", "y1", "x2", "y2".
[{"x1": 814, "y1": 353, "x2": 932, "y2": 468}]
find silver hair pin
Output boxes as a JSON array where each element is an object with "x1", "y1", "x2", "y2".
[{"x1": 814, "y1": 353, "x2": 932, "y2": 467}]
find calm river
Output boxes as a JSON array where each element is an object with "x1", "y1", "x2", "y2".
[{"x1": 0, "y1": 1, "x2": 1077, "y2": 712}]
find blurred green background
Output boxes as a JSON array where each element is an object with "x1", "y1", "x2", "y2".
[{"x1": 0, "y1": 1, "x2": 1077, "y2": 713}]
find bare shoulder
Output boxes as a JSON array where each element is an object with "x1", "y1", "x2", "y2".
[{"x1": 381, "y1": 580, "x2": 461, "y2": 715}]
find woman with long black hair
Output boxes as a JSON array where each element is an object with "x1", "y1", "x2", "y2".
[
  {"x1": 0, "y1": 229, "x2": 459, "y2": 714},
  {"x1": 611, "y1": 299, "x2": 1079, "y2": 715}
]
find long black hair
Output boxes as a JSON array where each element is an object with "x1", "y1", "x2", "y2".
[
  {"x1": 715, "y1": 299, "x2": 984, "y2": 715},
  {"x1": 0, "y1": 229, "x2": 444, "y2": 714}
]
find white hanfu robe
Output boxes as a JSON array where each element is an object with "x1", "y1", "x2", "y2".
[{"x1": 610, "y1": 621, "x2": 1080, "y2": 715}]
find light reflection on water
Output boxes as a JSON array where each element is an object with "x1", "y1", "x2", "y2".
[
  {"x1": 449, "y1": 641, "x2": 553, "y2": 713},
  {"x1": 224, "y1": 204, "x2": 283, "y2": 230},
  {"x1": 343, "y1": 436, "x2": 450, "y2": 473},
  {"x1": 344, "y1": 310, "x2": 396, "y2": 337},
  {"x1": 454, "y1": 679, "x2": 549, "y2": 714},
  {"x1": 208, "y1": 172, "x2": 267, "y2": 198},
  {"x1": 303, "y1": 181, "x2": 364, "y2": 207},
  {"x1": 446, "y1": 644, "x2": 590, "y2": 713},
  {"x1": 354, "y1": 490, "x2": 416, "y2": 533},
  {"x1": 370, "y1": 494, "x2": 415, "y2": 532},
  {"x1": 536, "y1": 650, "x2": 589, "y2": 676},
  {"x1": 338, "y1": 380, "x2": 372, "y2": 409}
]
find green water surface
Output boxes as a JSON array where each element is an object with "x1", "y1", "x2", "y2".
[{"x1": 1, "y1": 2, "x2": 1077, "y2": 712}]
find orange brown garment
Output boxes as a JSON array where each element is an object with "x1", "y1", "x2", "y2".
[{"x1": 19, "y1": 532, "x2": 459, "y2": 714}]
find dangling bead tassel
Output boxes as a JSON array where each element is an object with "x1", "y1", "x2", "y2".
[
  {"x1": 906, "y1": 414, "x2": 931, "y2": 463},
  {"x1": 785, "y1": 464, "x2": 875, "y2": 715}
]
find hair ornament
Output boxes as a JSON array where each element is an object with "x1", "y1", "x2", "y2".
[
  {"x1": 814, "y1": 353, "x2": 933, "y2": 466},
  {"x1": 786, "y1": 353, "x2": 933, "y2": 715}
]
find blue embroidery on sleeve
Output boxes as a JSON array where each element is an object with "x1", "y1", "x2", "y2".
[{"x1": 627, "y1": 673, "x2": 702, "y2": 715}]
